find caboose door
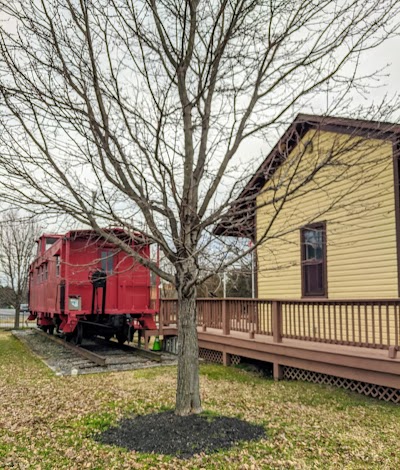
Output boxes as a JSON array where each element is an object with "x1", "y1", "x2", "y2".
[
  {"x1": 115, "y1": 250, "x2": 151, "y2": 313},
  {"x1": 100, "y1": 250, "x2": 118, "y2": 312}
]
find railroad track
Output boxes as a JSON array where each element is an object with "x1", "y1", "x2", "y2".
[
  {"x1": 92, "y1": 336, "x2": 162, "y2": 362},
  {"x1": 35, "y1": 329, "x2": 162, "y2": 367}
]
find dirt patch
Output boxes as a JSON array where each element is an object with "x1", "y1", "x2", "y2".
[{"x1": 96, "y1": 411, "x2": 266, "y2": 458}]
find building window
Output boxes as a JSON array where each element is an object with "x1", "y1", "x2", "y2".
[
  {"x1": 101, "y1": 251, "x2": 114, "y2": 273},
  {"x1": 301, "y1": 222, "x2": 327, "y2": 297}
]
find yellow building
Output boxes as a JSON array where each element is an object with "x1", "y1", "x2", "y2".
[
  {"x1": 216, "y1": 114, "x2": 400, "y2": 345},
  {"x1": 226, "y1": 114, "x2": 400, "y2": 300}
]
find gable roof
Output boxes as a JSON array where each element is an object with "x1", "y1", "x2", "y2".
[{"x1": 214, "y1": 113, "x2": 400, "y2": 237}]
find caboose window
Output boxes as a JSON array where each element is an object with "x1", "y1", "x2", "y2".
[
  {"x1": 44, "y1": 263, "x2": 48, "y2": 281},
  {"x1": 55, "y1": 256, "x2": 61, "y2": 276},
  {"x1": 45, "y1": 237, "x2": 58, "y2": 251},
  {"x1": 101, "y1": 251, "x2": 114, "y2": 273}
]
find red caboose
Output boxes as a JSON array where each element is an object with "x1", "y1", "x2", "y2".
[{"x1": 28, "y1": 229, "x2": 158, "y2": 344}]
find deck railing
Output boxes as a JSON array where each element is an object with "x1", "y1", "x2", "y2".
[
  {"x1": 159, "y1": 299, "x2": 178, "y2": 326},
  {"x1": 159, "y1": 298, "x2": 273, "y2": 334},
  {"x1": 159, "y1": 298, "x2": 400, "y2": 354},
  {"x1": 280, "y1": 299, "x2": 400, "y2": 350}
]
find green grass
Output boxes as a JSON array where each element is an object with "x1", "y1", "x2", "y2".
[{"x1": 1, "y1": 330, "x2": 400, "y2": 469}]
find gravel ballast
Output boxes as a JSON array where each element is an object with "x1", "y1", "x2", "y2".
[
  {"x1": 97, "y1": 411, "x2": 266, "y2": 458},
  {"x1": 12, "y1": 329, "x2": 177, "y2": 375}
]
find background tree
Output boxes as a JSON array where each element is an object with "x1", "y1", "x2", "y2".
[
  {"x1": 0, "y1": 210, "x2": 40, "y2": 328},
  {"x1": 196, "y1": 255, "x2": 253, "y2": 298},
  {"x1": 225, "y1": 265, "x2": 253, "y2": 299},
  {"x1": 196, "y1": 274, "x2": 223, "y2": 298},
  {"x1": 0, "y1": 0, "x2": 399, "y2": 415},
  {"x1": 0, "y1": 285, "x2": 16, "y2": 309}
]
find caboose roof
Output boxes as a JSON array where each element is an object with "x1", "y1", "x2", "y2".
[
  {"x1": 35, "y1": 233, "x2": 62, "y2": 242},
  {"x1": 66, "y1": 228, "x2": 126, "y2": 238},
  {"x1": 65, "y1": 228, "x2": 146, "y2": 240}
]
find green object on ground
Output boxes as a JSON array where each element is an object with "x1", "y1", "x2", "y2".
[{"x1": 152, "y1": 336, "x2": 161, "y2": 351}]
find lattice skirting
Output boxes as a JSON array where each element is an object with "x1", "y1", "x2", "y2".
[
  {"x1": 283, "y1": 366, "x2": 400, "y2": 404},
  {"x1": 199, "y1": 348, "x2": 222, "y2": 363},
  {"x1": 163, "y1": 336, "x2": 178, "y2": 354},
  {"x1": 230, "y1": 354, "x2": 241, "y2": 365},
  {"x1": 199, "y1": 348, "x2": 241, "y2": 365}
]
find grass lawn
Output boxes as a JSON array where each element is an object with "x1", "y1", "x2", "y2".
[{"x1": 1, "y1": 331, "x2": 400, "y2": 469}]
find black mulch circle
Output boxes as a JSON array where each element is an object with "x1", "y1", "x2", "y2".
[{"x1": 96, "y1": 411, "x2": 266, "y2": 458}]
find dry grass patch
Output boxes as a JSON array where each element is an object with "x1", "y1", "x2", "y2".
[{"x1": 1, "y1": 330, "x2": 400, "y2": 469}]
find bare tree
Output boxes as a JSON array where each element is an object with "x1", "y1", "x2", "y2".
[
  {"x1": 0, "y1": 0, "x2": 399, "y2": 415},
  {"x1": 0, "y1": 210, "x2": 40, "y2": 328}
]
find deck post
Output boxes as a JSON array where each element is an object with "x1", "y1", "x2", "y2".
[
  {"x1": 389, "y1": 346, "x2": 397, "y2": 359},
  {"x1": 223, "y1": 351, "x2": 231, "y2": 366},
  {"x1": 144, "y1": 330, "x2": 150, "y2": 350},
  {"x1": 222, "y1": 299, "x2": 230, "y2": 335},
  {"x1": 273, "y1": 363, "x2": 283, "y2": 380},
  {"x1": 158, "y1": 305, "x2": 164, "y2": 336},
  {"x1": 272, "y1": 300, "x2": 282, "y2": 343}
]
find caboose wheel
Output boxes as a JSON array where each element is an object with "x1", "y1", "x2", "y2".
[
  {"x1": 74, "y1": 323, "x2": 83, "y2": 345},
  {"x1": 116, "y1": 332, "x2": 127, "y2": 345},
  {"x1": 48, "y1": 326, "x2": 54, "y2": 335}
]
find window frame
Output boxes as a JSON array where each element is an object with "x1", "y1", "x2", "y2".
[
  {"x1": 101, "y1": 250, "x2": 114, "y2": 274},
  {"x1": 55, "y1": 255, "x2": 61, "y2": 277},
  {"x1": 300, "y1": 222, "x2": 328, "y2": 298}
]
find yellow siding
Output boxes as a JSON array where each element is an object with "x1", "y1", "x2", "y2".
[{"x1": 256, "y1": 130, "x2": 398, "y2": 299}]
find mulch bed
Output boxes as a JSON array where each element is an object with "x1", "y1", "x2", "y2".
[{"x1": 97, "y1": 411, "x2": 266, "y2": 458}]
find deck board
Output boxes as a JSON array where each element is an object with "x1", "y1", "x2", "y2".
[{"x1": 155, "y1": 323, "x2": 400, "y2": 388}]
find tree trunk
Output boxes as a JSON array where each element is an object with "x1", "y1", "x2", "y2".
[{"x1": 175, "y1": 278, "x2": 202, "y2": 416}]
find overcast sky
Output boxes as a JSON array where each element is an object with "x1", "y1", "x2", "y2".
[
  {"x1": 1, "y1": 7, "x2": 399, "y2": 156},
  {"x1": 238, "y1": 32, "x2": 400, "y2": 169},
  {"x1": 320, "y1": 35, "x2": 400, "y2": 111},
  {"x1": 0, "y1": 6, "x2": 399, "y2": 233}
]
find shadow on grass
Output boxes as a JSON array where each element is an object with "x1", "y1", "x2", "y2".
[{"x1": 96, "y1": 410, "x2": 266, "y2": 458}]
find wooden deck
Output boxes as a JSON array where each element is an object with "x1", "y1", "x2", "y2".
[
  {"x1": 147, "y1": 323, "x2": 400, "y2": 388},
  {"x1": 146, "y1": 298, "x2": 400, "y2": 391}
]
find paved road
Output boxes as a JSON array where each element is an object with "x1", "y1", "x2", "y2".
[{"x1": 0, "y1": 308, "x2": 16, "y2": 316}]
